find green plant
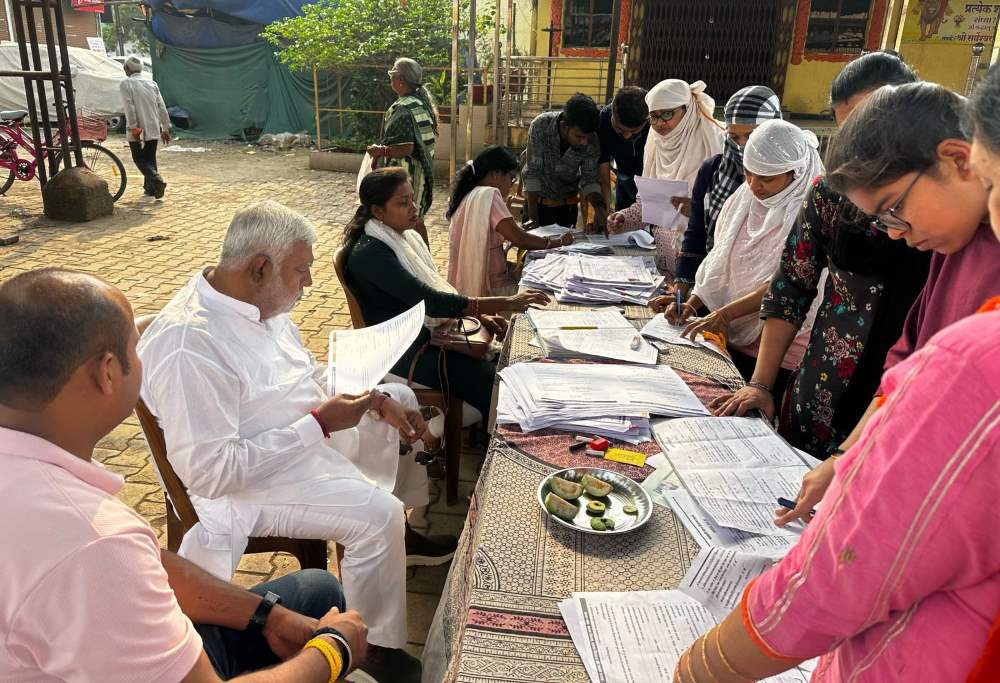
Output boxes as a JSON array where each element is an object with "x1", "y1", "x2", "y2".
[
  {"x1": 101, "y1": 14, "x2": 149, "y2": 55},
  {"x1": 263, "y1": 0, "x2": 459, "y2": 71}
]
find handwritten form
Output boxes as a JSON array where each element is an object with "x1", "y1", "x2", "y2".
[
  {"x1": 326, "y1": 301, "x2": 424, "y2": 396},
  {"x1": 635, "y1": 176, "x2": 689, "y2": 229}
]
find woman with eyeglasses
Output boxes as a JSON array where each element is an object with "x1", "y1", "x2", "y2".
[
  {"x1": 711, "y1": 51, "x2": 931, "y2": 463},
  {"x1": 446, "y1": 145, "x2": 573, "y2": 297},
  {"x1": 672, "y1": 74, "x2": 1000, "y2": 683},
  {"x1": 608, "y1": 79, "x2": 725, "y2": 277}
]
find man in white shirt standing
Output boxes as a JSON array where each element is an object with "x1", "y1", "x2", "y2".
[
  {"x1": 138, "y1": 201, "x2": 454, "y2": 683},
  {"x1": 119, "y1": 55, "x2": 170, "y2": 199}
]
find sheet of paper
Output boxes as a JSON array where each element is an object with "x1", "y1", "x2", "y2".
[
  {"x1": 640, "y1": 464, "x2": 682, "y2": 507},
  {"x1": 544, "y1": 328, "x2": 658, "y2": 365},
  {"x1": 527, "y1": 308, "x2": 632, "y2": 330},
  {"x1": 356, "y1": 152, "x2": 375, "y2": 191},
  {"x1": 663, "y1": 434, "x2": 805, "y2": 470},
  {"x1": 578, "y1": 591, "x2": 716, "y2": 683},
  {"x1": 327, "y1": 301, "x2": 424, "y2": 395},
  {"x1": 635, "y1": 176, "x2": 689, "y2": 229},
  {"x1": 585, "y1": 230, "x2": 656, "y2": 250},
  {"x1": 678, "y1": 547, "x2": 774, "y2": 621},
  {"x1": 653, "y1": 416, "x2": 776, "y2": 445},
  {"x1": 677, "y1": 466, "x2": 809, "y2": 536},
  {"x1": 558, "y1": 599, "x2": 601, "y2": 682},
  {"x1": 664, "y1": 489, "x2": 799, "y2": 559}
]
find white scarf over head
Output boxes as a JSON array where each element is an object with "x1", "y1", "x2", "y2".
[
  {"x1": 642, "y1": 79, "x2": 725, "y2": 189},
  {"x1": 693, "y1": 119, "x2": 824, "y2": 346},
  {"x1": 448, "y1": 185, "x2": 500, "y2": 297},
  {"x1": 364, "y1": 217, "x2": 458, "y2": 328}
]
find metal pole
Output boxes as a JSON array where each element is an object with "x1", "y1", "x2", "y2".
[
  {"x1": 604, "y1": 0, "x2": 622, "y2": 103},
  {"x1": 22, "y1": 1, "x2": 55, "y2": 183},
  {"x1": 40, "y1": 0, "x2": 72, "y2": 175},
  {"x1": 10, "y1": 0, "x2": 46, "y2": 186},
  {"x1": 113, "y1": 4, "x2": 124, "y2": 55},
  {"x1": 312, "y1": 63, "x2": 322, "y2": 151},
  {"x1": 492, "y1": 0, "x2": 500, "y2": 145},
  {"x1": 503, "y1": 0, "x2": 513, "y2": 145},
  {"x1": 450, "y1": 0, "x2": 460, "y2": 181},
  {"x1": 51, "y1": 0, "x2": 84, "y2": 168},
  {"x1": 466, "y1": 0, "x2": 476, "y2": 162},
  {"x1": 965, "y1": 42, "x2": 985, "y2": 96}
]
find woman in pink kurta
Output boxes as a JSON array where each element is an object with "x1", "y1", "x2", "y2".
[{"x1": 446, "y1": 146, "x2": 573, "y2": 297}]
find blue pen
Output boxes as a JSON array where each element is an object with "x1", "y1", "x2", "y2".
[
  {"x1": 777, "y1": 497, "x2": 816, "y2": 515},
  {"x1": 675, "y1": 288, "x2": 682, "y2": 317}
]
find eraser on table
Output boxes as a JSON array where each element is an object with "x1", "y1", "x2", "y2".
[
  {"x1": 588, "y1": 437, "x2": 610, "y2": 451},
  {"x1": 604, "y1": 448, "x2": 647, "y2": 468}
]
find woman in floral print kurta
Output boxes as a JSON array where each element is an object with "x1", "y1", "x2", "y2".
[{"x1": 759, "y1": 176, "x2": 930, "y2": 456}]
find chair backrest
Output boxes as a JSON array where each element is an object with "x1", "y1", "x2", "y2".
[
  {"x1": 333, "y1": 245, "x2": 367, "y2": 329},
  {"x1": 133, "y1": 313, "x2": 201, "y2": 531}
]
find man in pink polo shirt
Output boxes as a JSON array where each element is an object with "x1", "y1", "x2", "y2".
[{"x1": 0, "y1": 268, "x2": 368, "y2": 682}]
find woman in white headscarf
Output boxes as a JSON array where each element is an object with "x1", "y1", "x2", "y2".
[
  {"x1": 653, "y1": 119, "x2": 825, "y2": 395},
  {"x1": 608, "y1": 79, "x2": 725, "y2": 275}
]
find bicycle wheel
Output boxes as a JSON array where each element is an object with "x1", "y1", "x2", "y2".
[
  {"x1": 54, "y1": 141, "x2": 127, "y2": 202},
  {"x1": 0, "y1": 167, "x2": 13, "y2": 196}
]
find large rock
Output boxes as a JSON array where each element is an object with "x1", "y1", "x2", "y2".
[{"x1": 42, "y1": 166, "x2": 113, "y2": 222}]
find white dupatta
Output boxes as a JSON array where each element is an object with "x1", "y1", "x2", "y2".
[
  {"x1": 448, "y1": 185, "x2": 500, "y2": 297},
  {"x1": 642, "y1": 79, "x2": 725, "y2": 189},
  {"x1": 364, "y1": 217, "x2": 458, "y2": 328},
  {"x1": 693, "y1": 120, "x2": 824, "y2": 346}
]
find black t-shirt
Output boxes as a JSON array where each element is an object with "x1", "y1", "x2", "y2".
[{"x1": 597, "y1": 104, "x2": 649, "y2": 210}]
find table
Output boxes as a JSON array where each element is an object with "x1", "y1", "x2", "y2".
[{"x1": 422, "y1": 297, "x2": 747, "y2": 682}]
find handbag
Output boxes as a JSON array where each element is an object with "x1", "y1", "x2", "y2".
[{"x1": 429, "y1": 316, "x2": 494, "y2": 360}]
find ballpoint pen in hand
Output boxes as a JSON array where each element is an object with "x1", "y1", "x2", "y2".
[{"x1": 675, "y1": 288, "x2": 683, "y2": 317}]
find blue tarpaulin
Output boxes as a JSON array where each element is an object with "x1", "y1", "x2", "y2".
[
  {"x1": 146, "y1": 1, "x2": 311, "y2": 25},
  {"x1": 150, "y1": 10, "x2": 263, "y2": 48}
]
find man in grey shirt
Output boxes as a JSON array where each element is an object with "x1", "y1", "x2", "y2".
[
  {"x1": 522, "y1": 93, "x2": 608, "y2": 231},
  {"x1": 119, "y1": 55, "x2": 171, "y2": 199}
]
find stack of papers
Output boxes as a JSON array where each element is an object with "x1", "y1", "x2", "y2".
[
  {"x1": 640, "y1": 313, "x2": 726, "y2": 357},
  {"x1": 560, "y1": 547, "x2": 816, "y2": 683},
  {"x1": 497, "y1": 363, "x2": 708, "y2": 441},
  {"x1": 653, "y1": 417, "x2": 812, "y2": 538},
  {"x1": 526, "y1": 242, "x2": 614, "y2": 258},
  {"x1": 584, "y1": 230, "x2": 656, "y2": 250},
  {"x1": 520, "y1": 253, "x2": 664, "y2": 305},
  {"x1": 526, "y1": 309, "x2": 657, "y2": 365},
  {"x1": 526, "y1": 224, "x2": 585, "y2": 239}
]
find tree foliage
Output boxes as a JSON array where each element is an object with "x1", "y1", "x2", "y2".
[{"x1": 263, "y1": 0, "x2": 458, "y2": 70}]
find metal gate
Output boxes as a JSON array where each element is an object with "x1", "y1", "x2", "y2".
[{"x1": 625, "y1": 0, "x2": 797, "y2": 108}]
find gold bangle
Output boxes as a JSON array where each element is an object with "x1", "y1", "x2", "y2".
[
  {"x1": 699, "y1": 632, "x2": 723, "y2": 683},
  {"x1": 683, "y1": 646, "x2": 698, "y2": 683},
  {"x1": 714, "y1": 626, "x2": 754, "y2": 681},
  {"x1": 304, "y1": 636, "x2": 344, "y2": 682}
]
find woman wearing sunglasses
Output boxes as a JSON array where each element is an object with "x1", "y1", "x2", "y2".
[
  {"x1": 608, "y1": 79, "x2": 725, "y2": 276},
  {"x1": 672, "y1": 73, "x2": 1000, "y2": 683}
]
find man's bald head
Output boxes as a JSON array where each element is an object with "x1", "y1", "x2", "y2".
[{"x1": 0, "y1": 269, "x2": 133, "y2": 410}]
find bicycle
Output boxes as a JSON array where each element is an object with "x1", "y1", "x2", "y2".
[{"x1": 0, "y1": 108, "x2": 127, "y2": 201}]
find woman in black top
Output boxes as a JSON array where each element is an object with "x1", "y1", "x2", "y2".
[{"x1": 343, "y1": 168, "x2": 548, "y2": 419}]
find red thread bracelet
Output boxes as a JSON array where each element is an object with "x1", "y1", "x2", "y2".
[{"x1": 309, "y1": 409, "x2": 331, "y2": 438}]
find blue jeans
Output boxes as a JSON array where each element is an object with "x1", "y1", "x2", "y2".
[{"x1": 196, "y1": 569, "x2": 346, "y2": 679}]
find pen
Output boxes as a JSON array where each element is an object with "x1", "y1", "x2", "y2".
[
  {"x1": 777, "y1": 497, "x2": 816, "y2": 515},
  {"x1": 559, "y1": 325, "x2": 598, "y2": 330},
  {"x1": 675, "y1": 288, "x2": 683, "y2": 317}
]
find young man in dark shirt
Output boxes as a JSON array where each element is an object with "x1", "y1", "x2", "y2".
[{"x1": 597, "y1": 86, "x2": 649, "y2": 211}]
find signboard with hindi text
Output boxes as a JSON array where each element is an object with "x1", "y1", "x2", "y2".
[{"x1": 901, "y1": 0, "x2": 1000, "y2": 44}]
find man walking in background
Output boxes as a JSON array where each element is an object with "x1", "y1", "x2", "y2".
[{"x1": 119, "y1": 55, "x2": 170, "y2": 199}]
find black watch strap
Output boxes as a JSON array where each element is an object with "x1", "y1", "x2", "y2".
[{"x1": 247, "y1": 591, "x2": 281, "y2": 633}]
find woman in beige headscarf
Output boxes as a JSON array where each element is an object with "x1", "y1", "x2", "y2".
[{"x1": 609, "y1": 79, "x2": 724, "y2": 276}]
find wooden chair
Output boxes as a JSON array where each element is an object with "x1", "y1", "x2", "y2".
[
  {"x1": 133, "y1": 314, "x2": 330, "y2": 571},
  {"x1": 333, "y1": 247, "x2": 477, "y2": 505}
]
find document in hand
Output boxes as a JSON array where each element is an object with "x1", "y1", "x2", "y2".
[
  {"x1": 635, "y1": 176, "x2": 689, "y2": 229},
  {"x1": 326, "y1": 300, "x2": 425, "y2": 395},
  {"x1": 527, "y1": 309, "x2": 657, "y2": 364},
  {"x1": 640, "y1": 313, "x2": 727, "y2": 357},
  {"x1": 560, "y1": 547, "x2": 815, "y2": 683},
  {"x1": 653, "y1": 417, "x2": 812, "y2": 537},
  {"x1": 584, "y1": 230, "x2": 656, "y2": 250},
  {"x1": 527, "y1": 224, "x2": 585, "y2": 239}
]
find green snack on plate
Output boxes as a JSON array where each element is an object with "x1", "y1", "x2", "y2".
[
  {"x1": 602, "y1": 517, "x2": 615, "y2": 530},
  {"x1": 544, "y1": 492, "x2": 580, "y2": 521},
  {"x1": 590, "y1": 517, "x2": 606, "y2": 531},
  {"x1": 586, "y1": 500, "x2": 607, "y2": 515},
  {"x1": 623, "y1": 504, "x2": 638, "y2": 515},
  {"x1": 549, "y1": 476, "x2": 584, "y2": 501},
  {"x1": 581, "y1": 473, "x2": 613, "y2": 497}
]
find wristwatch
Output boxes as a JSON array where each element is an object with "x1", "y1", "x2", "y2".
[{"x1": 247, "y1": 591, "x2": 282, "y2": 633}]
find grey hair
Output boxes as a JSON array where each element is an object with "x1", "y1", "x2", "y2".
[
  {"x1": 124, "y1": 55, "x2": 142, "y2": 73},
  {"x1": 219, "y1": 201, "x2": 316, "y2": 265},
  {"x1": 391, "y1": 57, "x2": 439, "y2": 135}
]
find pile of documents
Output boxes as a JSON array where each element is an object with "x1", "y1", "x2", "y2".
[
  {"x1": 583, "y1": 229, "x2": 656, "y2": 250},
  {"x1": 653, "y1": 417, "x2": 813, "y2": 539},
  {"x1": 520, "y1": 253, "x2": 665, "y2": 305},
  {"x1": 496, "y1": 362, "x2": 708, "y2": 442},
  {"x1": 526, "y1": 309, "x2": 657, "y2": 365},
  {"x1": 560, "y1": 547, "x2": 816, "y2": 683}
]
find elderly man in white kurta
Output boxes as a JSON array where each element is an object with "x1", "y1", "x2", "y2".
[{"x1": 138, "y1": 201, "x2": 452, "y2": 681}]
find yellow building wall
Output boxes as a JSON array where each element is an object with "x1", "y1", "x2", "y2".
[{"x1": 782, "y1": 59, "x2": 847, "y2": 115}]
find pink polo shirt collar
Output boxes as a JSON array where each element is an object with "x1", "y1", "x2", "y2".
[{"x1": 0, "y1": 425, "x2": 123, "y2": 494}]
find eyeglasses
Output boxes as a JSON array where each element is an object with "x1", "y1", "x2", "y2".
[
  {"x1": 649, "y1": 107, "x2": 685, "y2": 123},
  {"x1": 870, "y1": 170, "x2": 923, "y2": 234}
]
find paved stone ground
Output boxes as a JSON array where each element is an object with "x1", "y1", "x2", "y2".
[{"x1": 0, "y1": 135, "x2": 483, "y2": 659}]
